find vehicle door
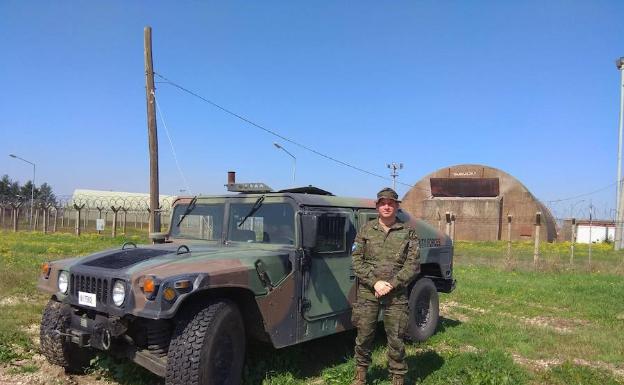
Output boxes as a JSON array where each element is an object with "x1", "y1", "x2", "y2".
[{"x1": 302, "y1": 208, "x2": 356, "y2": 321}]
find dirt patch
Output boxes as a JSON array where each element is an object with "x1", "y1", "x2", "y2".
[
  {"x1": 0, "y1": 297, "x2": 32, "y2": 307},
  {"x1": 517, "y1": 315, "x2": 588, "y2": 334},
  {"x1": 512, "y1": 353, "x2": 624, "y2": 379},
  {"x1": 441, "y1": 301, "x2": 488, "y2": 314},
  {"x1": 439, "y1": 301, "x2": 472, "y2": 322},
  {"x1": 442, "y1": 300, "x2": 589, "y2": 334},
  {"x1": 572, "y1": 358, "x2": 624, "y2": 378},
  {"x1": 0, "y1": 353, "x2": 122, "y2": 385},
  {"x1": 511, "y1": 353, "x2": 562, "y2": 371}
]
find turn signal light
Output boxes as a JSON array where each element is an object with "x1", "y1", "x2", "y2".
[
  {"x1": 41, "y1": 262, "x2": 51, "y2": 278},
  {"x1": 143, "y1": 277, "x2": 156, "y2": 294},
  {"x1": 163, "y1": 287, "x2": 176, "y2": 302}
]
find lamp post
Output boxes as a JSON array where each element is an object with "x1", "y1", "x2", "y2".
[
  {"x1": 8, "y1": 154, "x2": 35, "y2": 230},
  {"x1": 615, "y1": 57, "x2": 624, "y2": 250},
  {"x1": 273, "y1": 143, "x2": 296, "y2": 184}
]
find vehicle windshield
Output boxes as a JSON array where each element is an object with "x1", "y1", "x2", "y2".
[
  {"x1": 170, "y1": 203, "x2": 225, "y2": 240},
  {"x1": 228, "y1": 202, "x2": 295, "y2": 245}
]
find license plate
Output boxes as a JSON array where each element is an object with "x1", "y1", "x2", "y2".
[{"x1": 78, "y1": 291, "x2": 97, "y2": 307}]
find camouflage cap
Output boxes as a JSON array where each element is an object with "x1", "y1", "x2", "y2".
[{"x1": 376, "y1": 187, "x2": 400, "y2": 203}]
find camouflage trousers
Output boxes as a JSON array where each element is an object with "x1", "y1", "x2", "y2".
[{"x1": 351, "y1": 294, "x2": 410, "y2": 375}]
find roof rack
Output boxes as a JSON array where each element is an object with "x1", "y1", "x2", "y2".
[
  {"x1": 226, "y1": 183, "x2": 273, "y2": 193},
  {"x1": 278, "y1": 186, "x2": 334, "y2": 196}
]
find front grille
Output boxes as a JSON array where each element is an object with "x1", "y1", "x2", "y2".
[{"x1": 70, "y1": 274, "x2": 109, "y2": 305}]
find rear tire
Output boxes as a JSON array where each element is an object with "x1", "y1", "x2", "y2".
[
  {"x1": 407, "y1": 278, "x2": 439, "y2": 342},
  {"x1": 40, "y1": 299, "x2": 93, "y2": 373},
  {"x1": 165, "y1": 300, "x2": 246, "y2": 385}
]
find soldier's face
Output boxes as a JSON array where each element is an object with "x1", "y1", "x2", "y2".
[{"x1": 376, "y1": 198, "x2": 398, "y2": 219}]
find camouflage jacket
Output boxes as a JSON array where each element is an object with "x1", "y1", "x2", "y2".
[{"x1": 352, "y1": 218, "x2": 420, "y2": 300}]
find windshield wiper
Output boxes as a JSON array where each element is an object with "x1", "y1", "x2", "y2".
[
  {"x1": 176, "y1": 196, "x2": 198, "y2": 227},
  {"x1": 238, "y1": 195, "x2": 265, "y2": 228}
]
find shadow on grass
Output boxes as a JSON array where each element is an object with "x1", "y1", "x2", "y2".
[
  {"x1": 436, "y1": 316, "x2": 462, "y2": 333},
  {"x1": 89, "y1": 353, "x2": 164, "y2": 385},
  {"x1": 368, "y1": 350, "x2": 445, "y2": 383},
  {"x1": 244, "y1": 330, "x2": 360, "y2": 382},
  {"x1": 91, "y1": 318, "x2": 462, "y2": 385}
]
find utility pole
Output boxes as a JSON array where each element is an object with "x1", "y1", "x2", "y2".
[
  {"x1": 387, "y1": 162, "x2": 403, "y2": 190},
  {"x1": 144, "y1": 26, "x2": 160, "y2": 236},
  {"x1": 615, "y1": 57, "x2": 624, "y2": 250},
  {"x1": 588, "y1": 202, "x2": 593, "y2": 269}
]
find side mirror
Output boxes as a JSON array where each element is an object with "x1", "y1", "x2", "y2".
[
  {"x1": 149, "y1": 232, "x2": 167, "y2": 244},
  {"x1": 301, "y1": 214, "x2": 318, "y2": 250}
]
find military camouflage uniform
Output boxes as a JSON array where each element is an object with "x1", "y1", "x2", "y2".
[{"x1": 351, "y1": 216, "x2": 420, "y2": 376}]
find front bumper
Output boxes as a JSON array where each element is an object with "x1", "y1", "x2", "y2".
[{"x1": 56, "y1": 303, "x2": 167, "y2": 377}]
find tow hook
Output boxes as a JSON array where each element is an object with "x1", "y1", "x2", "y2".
[{"x1": 101, "y1": 329, "x2": 111, "y2": 350}]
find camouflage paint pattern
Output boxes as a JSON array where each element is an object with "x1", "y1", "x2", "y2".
[
  {"x1": 352, "y1": 295, "x2": 409, "y2": 375},
  {"x1": 351, "y1": 217, "x2": 419, "y2": 375},
  {"x1": 37, "y1": 191, "x2": 453, "y2": 351}
]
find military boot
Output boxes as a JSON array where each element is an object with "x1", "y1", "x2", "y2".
[
  {"x1": 351, "y1": 366, "x2": 367, "y2": 385},
  {"x1": 391, "y1": 375, "x2": 405, "y2": 385}
]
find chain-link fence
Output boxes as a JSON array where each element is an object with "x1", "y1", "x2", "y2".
[{"x1": 0, "y1": 193, "x2": 175, "y2": 236}]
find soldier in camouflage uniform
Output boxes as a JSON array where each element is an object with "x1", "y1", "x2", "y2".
[{"x1": 351, "y1": 188, "x2": 420, "y2": 385}]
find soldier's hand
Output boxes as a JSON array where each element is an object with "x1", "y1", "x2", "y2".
[{"x1": 374, "y1": 281, "x2": 393, "y2": 297}]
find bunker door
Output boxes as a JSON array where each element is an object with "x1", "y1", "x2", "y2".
[{"x1": 302, "y1": 209, "x2": 356, "y2": 320}]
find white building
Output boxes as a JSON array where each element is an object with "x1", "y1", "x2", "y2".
[{"x1": 575, "y1": 220, "x2": 615, "y2": 244}]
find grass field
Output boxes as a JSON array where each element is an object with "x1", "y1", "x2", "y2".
[{"x1": 0, "y1": 231, "x2": 623, "y2": 384}]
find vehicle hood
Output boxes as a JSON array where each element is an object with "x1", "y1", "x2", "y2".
[{"x1": 66, "y1": 242, "x2": 293, "y2": 291}]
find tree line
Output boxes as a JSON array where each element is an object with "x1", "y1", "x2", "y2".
[{"x1": 0, "y1": 175, "x2": 57, "y2": 205}]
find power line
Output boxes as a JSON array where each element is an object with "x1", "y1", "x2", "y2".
[
  {"x1": 153, "y1": 72, "x2": 617, "y2": 203},
  {"x1": 152, "y1": 90, "x2": 191, "y2": 194},
  {"x1": 153, "y1": 72, "x2": 415, "y2": 188},
  {"x1": 544, "y1": 181, "x2": 617, "y2": 203}
]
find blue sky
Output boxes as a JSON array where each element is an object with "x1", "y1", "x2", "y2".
[{"x1": 1, "y1": 1, "x2": 623, "y2": 220}]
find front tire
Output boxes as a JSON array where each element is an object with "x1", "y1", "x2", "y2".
[
  {"x1": 407, "y1": 278, "x2": 439, "y2": 342},
  {"x1": 40, "y1": 299, "x2": 93, "y2": 373},
  {"x1": 165, "y1": 300, "x2": 246, "y2": 385}
]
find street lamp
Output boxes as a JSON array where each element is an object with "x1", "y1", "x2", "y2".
[
  {"x1": 273, "y1": 143, "x2": 296, "y2": 184},
  {"x1": 8, "y1": 154, "x2": 36, "y2": 230},
  {"x1": 615, "y1": 57, "x2": 624, "y2": 249}
]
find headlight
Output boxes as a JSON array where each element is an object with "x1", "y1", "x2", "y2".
[
  {"x1": 112, "y1": 280, "x2": 126, "y2": 307},
  {"x1": 58, "y1": 271, "x2": 69, "y2": 294}
]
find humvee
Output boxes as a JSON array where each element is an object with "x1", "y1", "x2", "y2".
[{"x1": 38, "y1": 182, "x2": 455, "y2": 385}]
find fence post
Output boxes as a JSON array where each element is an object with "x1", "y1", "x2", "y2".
[
  {"x1": 568, "y1": 217, "x2": 575, "y2": 266},
  {"x1": 96, "y1": 207, "x2": 105, "y2": 235},
  {"x1": 533, "y1": 212, "x2": 541, "y2": 267},
  {"x1": 121, "y1": 208, "x2": 128, "y2": 234},
  {"x1": 42, "y1": 205, "x2": 48, "y2": 234},
  {"x1": 507, "y1": 214, "x2": 513, "y2": 261},
  {"x1": 450, "y1": 213, "x2": 456, "y2": 241},
  {"x1": 445, "y1": 212, "x2": 451, "y2": 237},
  {"x1": 588, "y1": 211, "x2": 593, "y2": 271},
  {"x1": 111, "y1": 206, "x2": 120, "y2": 238},
  {"x1": 53, "y1": 207, "x2": 59, "y2": 233},
  {"x1": 73, "y1": 204, "x2": 85, "y2": 236},
  {"x1": 33, "y1": 207, "x2": 39, "y2": 231},
  {"x1": 437, "y1": 211, "x2": 441, "y2": 232},
  {"x1": 11, "y1": 202, "x2": 22, "y2": 232}
]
